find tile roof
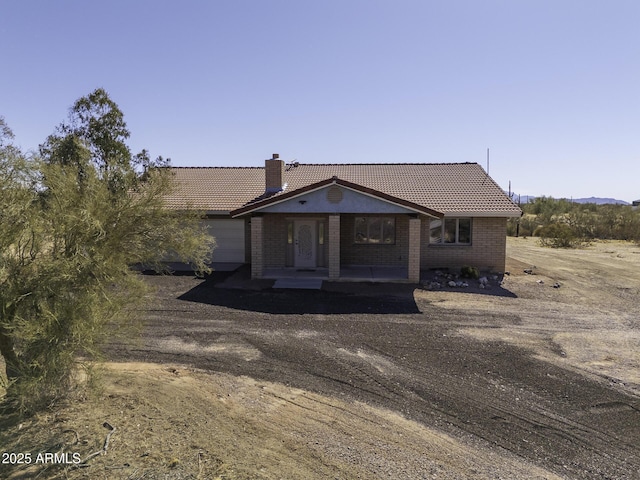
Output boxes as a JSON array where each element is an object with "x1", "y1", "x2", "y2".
[
  {"x1": 165, "y1": 163, "x2": 522, "y2": 216},
  {"x1": 164, "y1": 167, "x2": 264, "y2": 212}
]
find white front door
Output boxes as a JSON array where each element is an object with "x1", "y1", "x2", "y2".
[{"x1": 294, "y1": 220, "x2": 316, "y2": 268}]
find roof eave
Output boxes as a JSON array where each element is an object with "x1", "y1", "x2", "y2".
[
  {"x1": 442, "y1": 211, "x2": 523, "y2": 218},
  {"x1": 204, "y1": 210, "x2": 233, "y2": 216}
]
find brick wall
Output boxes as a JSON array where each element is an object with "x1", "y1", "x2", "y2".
[
  {"x1": 421, "y1": 217, "x2": 507, "y2": 272},
  {"x1": 261, "y1": 213, "x2": 412, "y2": 268},
  {"x1": 407, "y1": 217, "x2": 421, "y2": 282},
  {"x1": 250, "y1": 216, "x2": 263, "y2": 278},
  {"x1": 328, "y1": 215, "x2": 340, "y2": 279},
  {"x1": 261, "y1": 214, "x2": 329, "y2": 268},
  {"x1": 244, "y1": 218, "x2": 252, "y2": 263},
  {"x1": 262, "y1": 214, "x2": 287, "y2": 268},
  {"x1": 256, "y1": 214, "x2": 507, "y2": 273},
  {"x1": 340, "y1": 215, "x2": 409, "y2": 266}
]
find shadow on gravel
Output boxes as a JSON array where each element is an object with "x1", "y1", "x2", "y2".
[
  {"x1": 178, "y1": 279, "x2": 422, "y2": 314},
  {"x1": 425, "y1": 284, "x2": 518, "y2": 298}
]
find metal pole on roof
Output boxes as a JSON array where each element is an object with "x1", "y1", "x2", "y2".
[
  {"x1": 487, "y1": 148, "x2": 490, "y2": 175},
  {"x1": 481, "y1": 148, "x2": 490, "y2": 185}
]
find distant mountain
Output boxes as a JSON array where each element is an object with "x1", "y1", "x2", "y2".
[
  {"x1": 573, "y1": 197, "x2": 630, "y2": 205},
  {"x1": 506, "y1": 194, "x2": 630, "y2": 206}
]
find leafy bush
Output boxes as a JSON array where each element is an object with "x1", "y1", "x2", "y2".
[{"x1": 460, "y1": 265, "x2": 479, "y2": 279}]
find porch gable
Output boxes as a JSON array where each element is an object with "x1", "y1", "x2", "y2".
[{"x1": 230, "y1": 177, "x2": 443, "y2": 219}]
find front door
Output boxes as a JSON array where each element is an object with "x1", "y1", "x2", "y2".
[{"x1": 294, "y1": 220, "x2": 316, "y2": 268}]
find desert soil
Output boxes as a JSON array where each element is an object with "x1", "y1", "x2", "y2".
[{"x1": 1, "y1": 237, "x2": 640, "y2": 479}]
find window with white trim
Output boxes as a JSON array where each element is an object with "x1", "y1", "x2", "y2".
[
  {"x1": 354, "y1": 217, "x2": 395, "y2": 244},
  {"x1": 429, "y1": 218, "x2": 471, "y2": 244}
]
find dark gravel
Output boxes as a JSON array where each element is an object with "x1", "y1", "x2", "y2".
[{"x1": 106, "y1": 273, "x2": 640, "y2": 479}]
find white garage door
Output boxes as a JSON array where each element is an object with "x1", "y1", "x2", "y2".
[{"x1": 203, "y1": 219, "x2": 245, "y2": 263}]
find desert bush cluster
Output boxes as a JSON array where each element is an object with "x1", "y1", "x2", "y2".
[{"x1": 508, "y1": 196, "x2": 640, "y2": 247}]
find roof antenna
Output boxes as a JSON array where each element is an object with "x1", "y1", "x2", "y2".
[{"x1": 285, "y1": 158, "x2": 299, "y2": 171}]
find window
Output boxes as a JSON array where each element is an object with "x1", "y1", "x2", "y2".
[
  {"x1": 429, "y1": 218, "x2": 471, "y2": 244},
  {"x1": 354, "y1": 217, "x2": 395, "y2": 244}
]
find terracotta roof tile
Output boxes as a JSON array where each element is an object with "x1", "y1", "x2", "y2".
[
  {"x1": 164, "y1": 167, "x2": 264, "y2": 211},
  {"x1": 164, "y1": 163, "x2": 521, "y2": 216}
]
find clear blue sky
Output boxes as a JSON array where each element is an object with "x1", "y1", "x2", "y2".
[{"x1": 2, "y1": 0, "x2": 639, "y2": 202}]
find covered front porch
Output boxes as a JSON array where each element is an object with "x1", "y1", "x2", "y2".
[
  {"x1": 230, "y1": 177, "x2": 443, "y2": 284},
  {"x1": 250, "y1": 212, "x2": 422, "y2": 283}
]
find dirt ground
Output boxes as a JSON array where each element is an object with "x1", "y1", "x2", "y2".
[{"x1": 1, "y1": 237, "x2": 640, "y2": 479}]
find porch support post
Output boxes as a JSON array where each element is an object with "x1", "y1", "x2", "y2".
[
  {"x1": 251, "y1": 216, "x2": 264, "y2": 278},
  {"x1": 328, "y1": 214, "x2": 340, "y2": 280},
  {"x1": 408, "y1": 216, "x2": 421, "y2": 282}
]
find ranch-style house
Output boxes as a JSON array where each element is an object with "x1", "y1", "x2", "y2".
[{"x1": 164, "y1": 154, "x2": 522, "y2": 282}]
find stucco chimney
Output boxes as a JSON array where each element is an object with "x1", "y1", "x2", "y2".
[{"x1": 265, "y1": 153, "x2": 284, "y2": 193}]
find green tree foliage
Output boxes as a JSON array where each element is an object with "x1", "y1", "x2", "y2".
[
  {"x1": 508, "y1": 196, "x2": 640, "y2": 246},
  {"x1": 0, "y1": 92, "x2": 214, "y2": 413}
]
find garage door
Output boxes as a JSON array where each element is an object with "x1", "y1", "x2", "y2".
[{"x1": 203, "y1": 219, "x2": 245, "y2": 263}]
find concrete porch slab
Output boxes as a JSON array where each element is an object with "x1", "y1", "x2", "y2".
[
  {"x1": 260, "y1": 266, "x2": 410, "y2": 283},
  {"x1": 263, "y1": 268, "x2": 329, "y2": 279},
  {"x1": 273, "y1": 278, "x2": 324, "y2": 289},
  {"x1": 340, "y1": 266, "x2": 409, "y2": 282}
]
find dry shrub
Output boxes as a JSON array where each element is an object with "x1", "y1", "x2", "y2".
[{"x1": 537, "y1": 223, "x2": 587, "y2": 248}]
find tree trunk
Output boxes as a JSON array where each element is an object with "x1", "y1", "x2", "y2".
[{"x1": 0, "y1": 325, "x2": 20, "y2": 381}]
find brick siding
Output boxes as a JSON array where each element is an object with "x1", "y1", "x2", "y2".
[
  {"x1": 328, "y1": 215, "x2": 340, "y2": 279},
  {"x1": 340, "y1": 215, "x2": 409, "y2": 266},
  {"x1": 255, "y1": 214, "x2": 508, "y2": 275},
  {"x1": 407, "y1": 217, "x2": 421, "y2": 282},
  {"x1": 262, "y1": 215, "x2": 287, "y2": 268},
  {"x1": 250, "y1": 216, "x2": 263, "y2": 278},
  {"x1": 421, "y1": 217, "x2": 507, "y2": 272}
]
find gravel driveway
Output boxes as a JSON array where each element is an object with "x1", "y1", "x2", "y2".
[{"x1": 107, "y1": 238, "x2": 640, "y2": 479}]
